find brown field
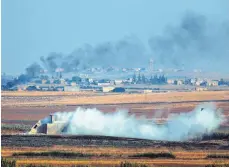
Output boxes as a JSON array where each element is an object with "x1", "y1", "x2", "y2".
[
  {"x1": 9, "y1": 157, "x2": 229, "y2": 167},
  {"x1": 2, "y1": 91, "x2": 229, "y2": 108},
  {"x1": 2, "y1": 134, "x2": 229, "y2": 167},
  {"x1": 2, "y1": 91, "x2": 229, "y2": 121},
  {"x1": 1, "y1": 91, "x2": 96, "y2": 97},
  {"x1": 12, "y1": 158, "x2": 229, "y2": 167},
  {"x1": 2, "y1": 144, "x2": 229, "y2": 167},
  {"x1": 1, "y1": 91, "x2": 229, "y2": 167}
]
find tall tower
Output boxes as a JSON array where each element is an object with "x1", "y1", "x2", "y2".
[{"x1": 148, "y1": 58, "x2": 154, "y2": 74}]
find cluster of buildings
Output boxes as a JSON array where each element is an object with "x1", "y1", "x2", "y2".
[
  {"x1": 86, "y1": 67, "x2": 146, "y2": 73},
  {"x1": 2, "y1": 76, "x2": 127, "y2": 92},
  {"x1": 2, "y1": 72, "x2": 228, "y2": 93},
  {"x1": 84, "y1": 66, "x2": 185, "y2": 74},
  {"x1": 167, "y1": 78, "x2": 220, "y2": 86},
  {"x1": 2, "y1": 57, "x2": 229, "y2": 93}
]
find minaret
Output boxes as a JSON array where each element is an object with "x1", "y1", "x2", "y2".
[{"x1": 149, "y1": 58, "x2": 154, "y2": 74}]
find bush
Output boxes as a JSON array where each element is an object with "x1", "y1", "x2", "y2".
[
  {"x1": 129, "y1": 152, "x2": 175, "y2": 159},
  {"x1": 13, "y1": 151, "x2": 94, "y2": 158},
  {"x1": 120, "y1": 161, "x2": 147, "y2": 167},
  {"x1": 1, "y1": 157, "x2": 16, "y2": 167}
]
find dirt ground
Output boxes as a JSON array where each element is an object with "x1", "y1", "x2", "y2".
[
  {"x1": 2, "y1": 91, "x2": 229, "y2": 121},
  {"x1": 2, "y1": 90, "x2": 229, "y2": 107}
]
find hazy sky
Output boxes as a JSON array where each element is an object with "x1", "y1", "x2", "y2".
[{"x1": 2, "y1": 0, "x2": 229, "y2": 74}]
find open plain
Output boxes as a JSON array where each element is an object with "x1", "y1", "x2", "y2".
[{"x1": 1, "y1": 91, "x2": 229, "y2": 166}]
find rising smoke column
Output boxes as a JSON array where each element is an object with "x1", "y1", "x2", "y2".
[
  {"x1": 41, "y1": 103, "x2": 225, "y2": 141},
  {"x1": 40, "y1": 52, "x2": 64, "y2": 73},
  {"x1": 35, "y1": 35, "x2": 147, "y2": 73},
  {"x1": 148, "y1": 12, "x2": 229, "y2": 71},
  {"x1": 26, "y1": 11, "x2": 229, "y2": 74},
  {"x1": 25, "y1": 63, "x2": 42, "y2": 78}
]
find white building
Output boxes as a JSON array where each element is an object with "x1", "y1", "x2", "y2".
[
  {"x1": 190, "y1": 79, "x2": 197, "y2": 85},
  {"x1": 195, "y1": 81, "x2": 201, "y2": 86},
  {"x1": 177, "y1": 80, "x2": 183, "y2": 85},
  {"x1": 208, "y1": 80, "x2": 219, "y2": 86},
  {"x1": 143, "y1": 90, "x2": 152, "y2": 93},
  {"x1": 102, "y1": 86, "x2": 115, "y2": 92},
  {"x1": 196, "y1": 87, "x2": 208, "y2": 91},
  {"x1": 98, "y1": 82, "x2": 111, "y2": 86},
  {"x1": 64, "y1": 85, "x2": 80, "y2": 92},
  {"x1": 88, "y1": 78, "x2": 94, "y2": 83},
  {"x1": 114, "y1": 80, "x2": 123, "y2": 85}
]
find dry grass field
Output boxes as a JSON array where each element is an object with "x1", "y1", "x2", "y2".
[
  {"x1": 2, "y1": 90, "x2": 229, "y2": 107},
  {"x1": 1, "y1": 90, "x2": 229, "y2": 167},
  {"x1": 1, "y1": 91, "x2": 96, "y2": 97},
  {"x1": 2, "y1": 145, "x2": 229, "y2": 167}
]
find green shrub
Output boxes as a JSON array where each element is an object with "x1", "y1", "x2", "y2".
[
  {"x1": 1, "y1": 157, "x2": 16, "y2": 167},
  {"x1": 120, "y1": 161, "x2": 147, "y2": 167},
  {"x1": 129, "y1": 152, "x2": 175, "y2": 159}
]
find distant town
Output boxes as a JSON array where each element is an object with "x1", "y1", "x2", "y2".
[
  {"x1": 1, "y1": 67, "x2": 229, "y2": 93},
  {"x1": 2, "y1": 62, "x2": 229, "y2": 93}
]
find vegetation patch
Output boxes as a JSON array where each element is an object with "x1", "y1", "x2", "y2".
[
  {"x1": 1, "y1": 124, "x2": 31, "y2": 132},
  {"x1": 201, "y1": 132, "x2": 229, "y2": 140},
  {"x1": 129, "y1": 152, "x2": 175, "y2": 159},
  {"x1": 1, "y1": 157, "x2": 16, "y2": 167},
  {"x1": 19, "y1": 163, "x2": 51, "y2": 167},
  {"x1": 19, "y1": 163, "x2": 90, "y2": 167},
  {"x1": 206, "y1": 154, "x2": 229, "y2": 159},
  {"x1": 98, "y1": 153, "x2": 111, "y2": 157},
  {"x1": 13, "y1": 151, "x2": 95, "y2": 158},
  {"x1": 205, "y1": 164, "x2": 229, "y2": 167},
  {"x1": 120, "y1": 161, "x2": 147, "y2": 167}
]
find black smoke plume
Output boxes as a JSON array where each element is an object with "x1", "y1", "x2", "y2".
[
  {"x1": 26, "y1": 12, "x2": 229, "y2": 74},
  {"x1": 37, "y1": 35, "x2": 146, "y2": 73},
  {"x1": 26, "y1": 63, "x2": 42, "y2": 78},
  {"x1": 148, "y1": 12, "x2": 229, "y2": 72}
]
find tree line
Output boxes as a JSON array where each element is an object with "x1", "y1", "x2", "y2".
[{"x1": 132, "y1": 73, "x2": 167, "y2": 84}]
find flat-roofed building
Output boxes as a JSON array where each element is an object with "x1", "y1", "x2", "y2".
[
  {"x1": 114, "y1": 80, "x2": 123, "y2": 85},
  {"x1": 64, "y1": 85, "x2": 80, "y2": 92},
  {"x1": 102, "y1": 86, "x2": 115, "y2": 92},
  {"x1": 143, "y1": 89, "x2": 152, "y2": 93},
  {"x1": 196, "y1": 87, "x2": 208, "y2": 91},
  {"x1": 208, "y1": 80, "x2": 219, "y2": 86}
]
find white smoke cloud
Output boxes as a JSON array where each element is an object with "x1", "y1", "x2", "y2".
[{"x1": 42, "y1": 103, "x2": 225, "y2": 141}]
